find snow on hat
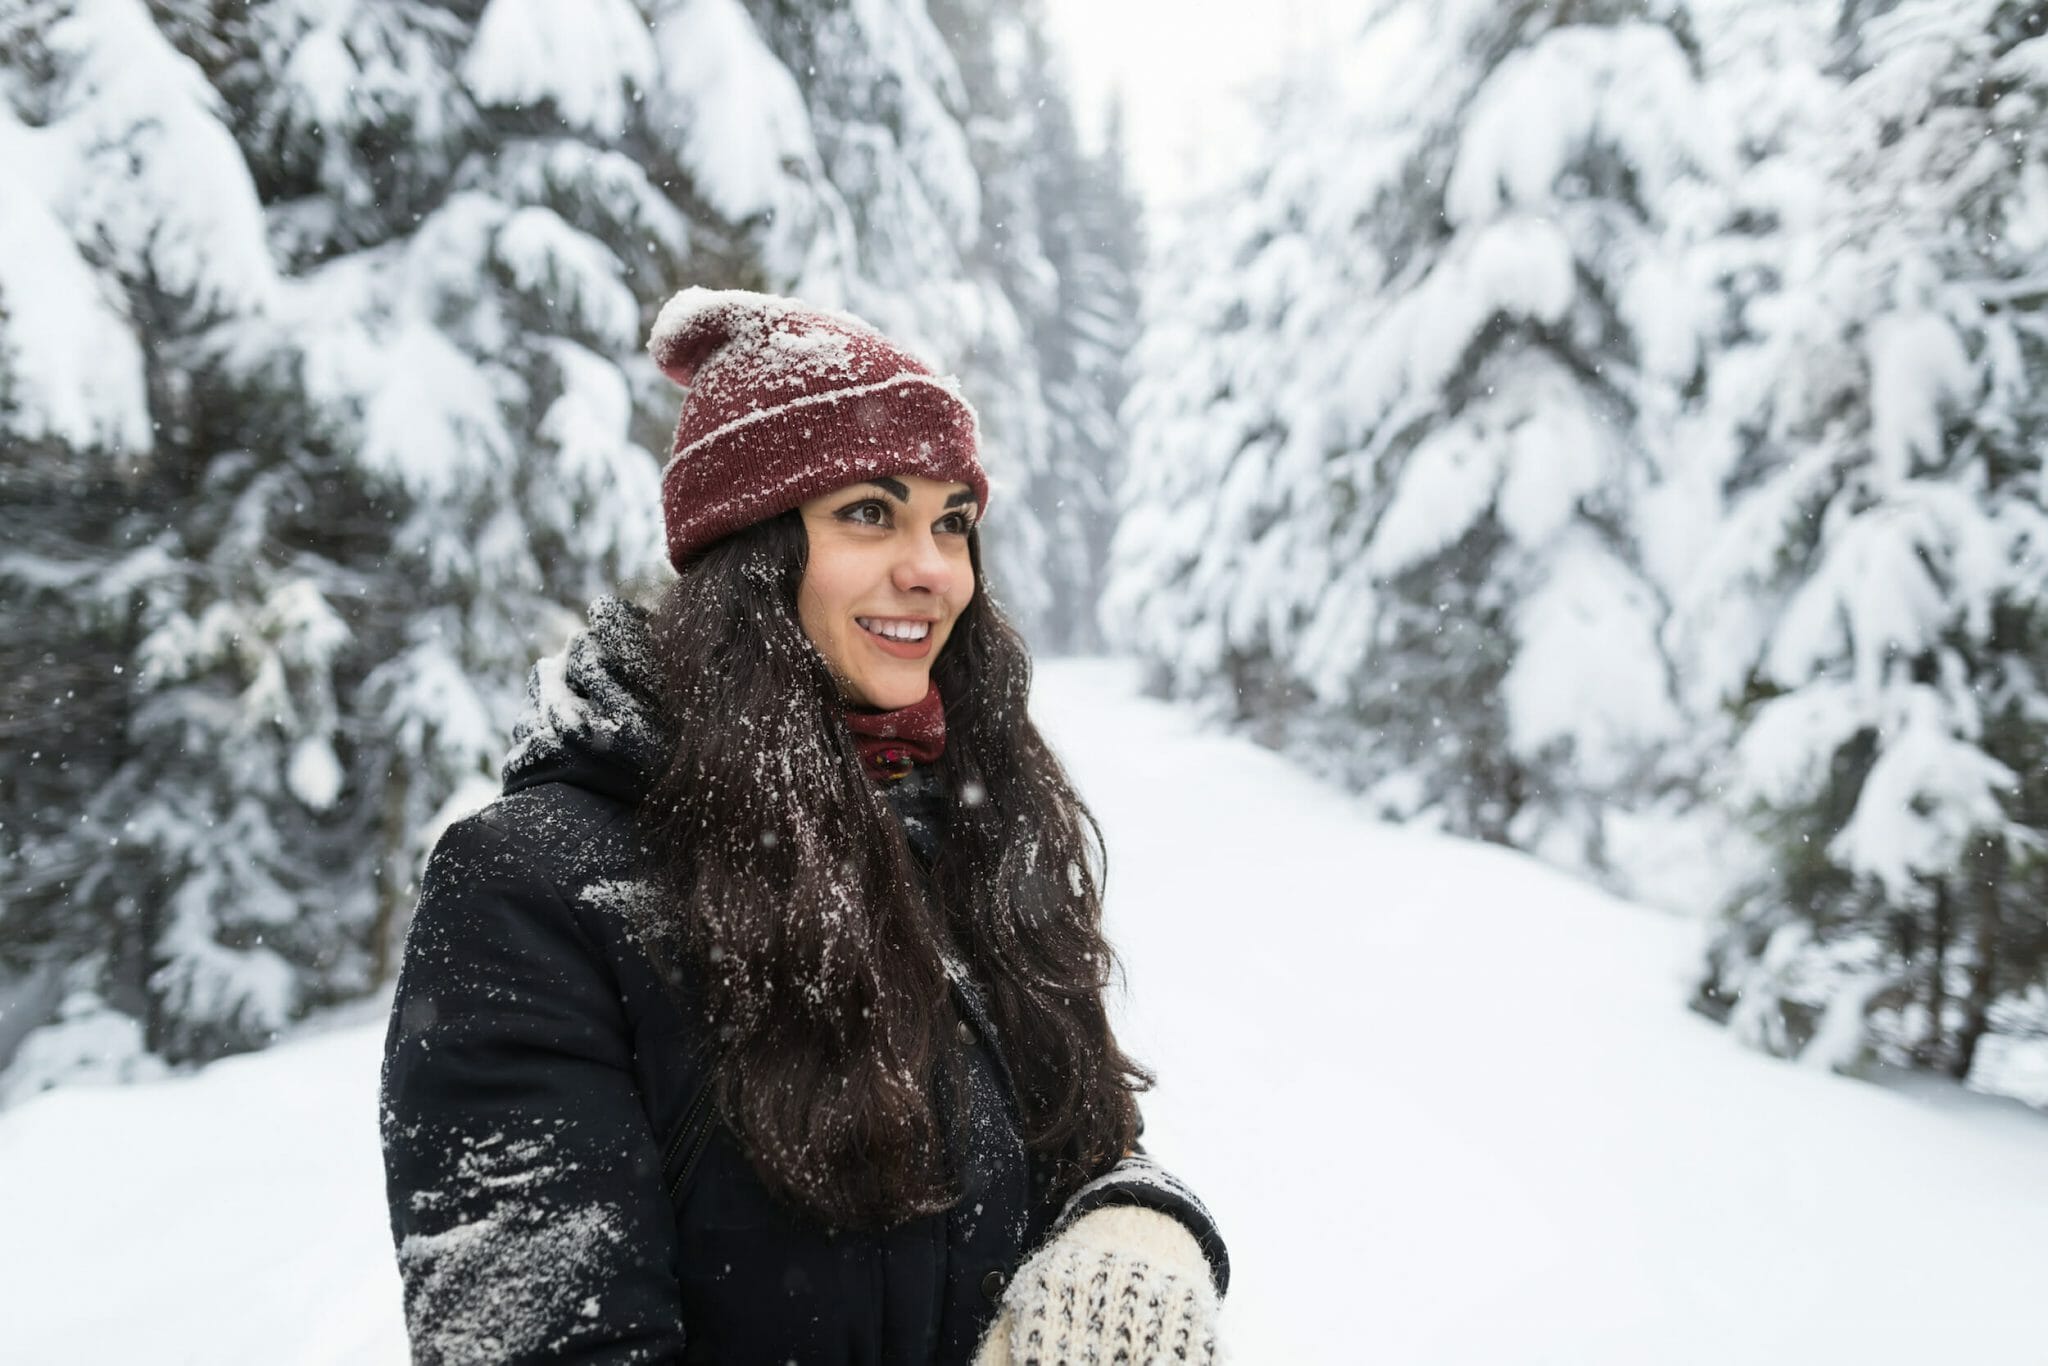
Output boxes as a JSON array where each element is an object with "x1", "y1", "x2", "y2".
[{"x1": 647, "y1": 286, "x2": 988, "y2": 569}]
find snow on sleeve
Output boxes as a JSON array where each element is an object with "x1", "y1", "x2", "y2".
[
  {"x1": 577, "y1": 878, "x2": 679, "y2": 962},
  {"x1": 394, "y1": 1125, "x2": 636, "y2": 1365}
]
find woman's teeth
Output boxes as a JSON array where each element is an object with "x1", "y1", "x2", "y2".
[{"x1": 857, "y1": 617, "x2": 931, "y2": 641}]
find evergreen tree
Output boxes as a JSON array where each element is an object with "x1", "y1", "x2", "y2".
[
  {"x1": 1022, "y1": 60, "x2": 1148, "y2": 653},
  {"x1": 1674, "y1": 0, "x2": 2048, "y2": 1091},
  {"x1": 2, "y1": 0, "x2": 314, "y2": 1078},
  {"x1": 920, "y1": 0, "x2": 1145, "y2": 650},
  {"x1": 1106, "y1": 3, "x2": 1719, "y2": 860},
  {"x1": 2, "y1": 0, "x2": 1124, "y2": 1097}
]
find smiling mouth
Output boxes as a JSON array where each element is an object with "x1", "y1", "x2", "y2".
[{"x1": 855, "y1": 617, "x2": 934, "y2": 642}]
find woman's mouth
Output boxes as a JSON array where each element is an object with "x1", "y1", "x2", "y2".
[{"x1": 856, "y1": 616, "x2": 934, "y2": 659}]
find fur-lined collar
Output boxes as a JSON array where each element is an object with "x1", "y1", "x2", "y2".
[{"x1": 502, "y1": 595, "x2": 666, "y2": 803}]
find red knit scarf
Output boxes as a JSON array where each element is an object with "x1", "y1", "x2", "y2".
[{"x1": 843, "y1": 680, "x2": 947, "y2": 784}]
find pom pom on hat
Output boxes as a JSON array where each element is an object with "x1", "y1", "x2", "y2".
[
  {"x1": 647, "y1": 286, "x2": 988, "y2": 569},
  {"x1": 650, "y1": 287, "x2": 886, "y2": 387}
]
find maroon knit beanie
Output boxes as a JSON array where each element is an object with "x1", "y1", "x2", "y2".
[{"x1": 647, "y1": 287, "x2": 990, "y2": 570}]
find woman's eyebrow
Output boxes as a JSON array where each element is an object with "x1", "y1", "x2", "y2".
[{"x1": 856, "y1": 478, "x2": 976, "y2": 509}]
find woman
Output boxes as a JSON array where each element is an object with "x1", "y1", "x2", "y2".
[{"x1": 379, "y1": 287, "x2": 1228, "y2": 1364}]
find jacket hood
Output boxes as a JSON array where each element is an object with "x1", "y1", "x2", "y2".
[{"x1": 502, "y1": 594, "x2": 667, "y2": 803}]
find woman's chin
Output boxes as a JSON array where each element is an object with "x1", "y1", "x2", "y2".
[{"x1": 859, "y1": 675, "x2": 928, "y2": 710}]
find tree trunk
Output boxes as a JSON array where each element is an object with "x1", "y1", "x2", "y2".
[
  {"x1": 1952, "y1": 838, "x2": 2005, "y2": 1081},
  {"x1": 371, "y1": 768, "x2": 409, "y2": 986},
  {"x1": 1917, "y1": 879, "x2": 1952, "y2": 1070}
]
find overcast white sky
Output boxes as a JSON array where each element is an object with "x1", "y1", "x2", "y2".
[{"x1": 1036, "y1": 0, "x2": 1351, "y2": 207}]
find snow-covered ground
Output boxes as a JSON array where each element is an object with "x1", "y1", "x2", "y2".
[{"x1": 2, "y1": 657, "x2": 2043, "y2": 1363}]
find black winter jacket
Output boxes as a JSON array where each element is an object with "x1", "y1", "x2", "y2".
[{"x1": 379, "y1": 597, "x2": 1227, "y2": 1364}]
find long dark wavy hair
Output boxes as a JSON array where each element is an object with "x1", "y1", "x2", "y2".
[{"x1": 634, "y1": 507, "x2": 1152, "y2": 1232}]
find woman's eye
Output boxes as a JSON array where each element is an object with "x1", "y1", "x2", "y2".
[
  {"x1": 840, "y1": 501, "x2": 972, "y2": 534},
  {"x1": 842, "y1": 500, "x2": 888, "y2": 526}
]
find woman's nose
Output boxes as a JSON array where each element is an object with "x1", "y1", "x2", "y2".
[{"x1": 892, "y1": 525, "x2": 955, "y2": 592}]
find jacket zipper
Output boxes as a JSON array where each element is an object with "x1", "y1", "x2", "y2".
[
  {"x1": 669, "y1": 1107, "x2": 716, "y2": 1201},
  {"x1": 663, "y1": 1073, "x2": 716, "y2": 1202}
]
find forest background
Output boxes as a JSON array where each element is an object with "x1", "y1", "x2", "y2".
[{"x1": 2, "y1": 0, "x2": 2044, "y2": 1126}]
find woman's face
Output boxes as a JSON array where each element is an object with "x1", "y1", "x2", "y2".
[{"x1": 796, "y1": 473, "x2": 979, "y2": 710}]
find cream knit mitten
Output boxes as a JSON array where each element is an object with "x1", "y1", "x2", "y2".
[{"x1": 971, "y1": 1205, "x2": 1222, "y2": 1365}]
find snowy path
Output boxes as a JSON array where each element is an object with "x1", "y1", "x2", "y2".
[
  {"x1": 3, "y1": 658, "x2": 2044, "y2": 1362},
  {"x1": 1037, "y1": 661, "x2": 2048, "y2": 1363}
]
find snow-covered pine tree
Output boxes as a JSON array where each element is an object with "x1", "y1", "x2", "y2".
[
  {"x1": 1, "y1": 0, "x2": 311, "y2": 1082},
  {"x1": 925, "y1": 0, "x2": 1146, "y2": 652},
  {"x1": 1671, "y1": 0, "x2": 2048, "y2": 1100},
  {"x1": 1014, "y1": 47, "x2": 1148, "y2": 654},
  {"x1": 2, "y1": 0, "x2": 1133, "y2": 1098},
  {"x1": 222, "y1": 0, "x2": 694, "y2": 994},
  {"x1": 1106, "y1": 2, "x2": 1720, "y2": 861}
]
